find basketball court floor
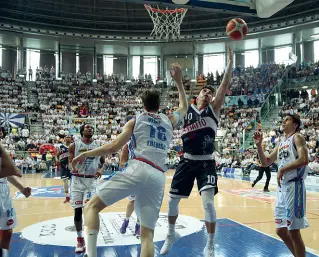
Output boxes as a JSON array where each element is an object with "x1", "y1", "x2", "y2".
[{"x1": 9, "y1": 170, "x2": 319, "y2": 257}]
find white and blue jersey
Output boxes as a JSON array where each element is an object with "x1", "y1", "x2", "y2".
[
  {"x1": 130, "y1": 112, "x2": 173, "y2": 172},
  {"x1": 181, "y1": 104, "x2": 218, "y2": 160},
  {"x1": 277, "y1": 133, "x2": 308, "y2": 183},
  {"x1": 275, "y1": 133, "x2": 309, "y2": 230}
]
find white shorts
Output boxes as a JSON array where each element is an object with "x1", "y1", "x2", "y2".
[
  {"x1": 0, "y1": 183, "x2": 17, "y2": 230},
  {"x1": 274, "y1": 179, "x2": 309, "y2": 230},
  {"x1": 97, "y1": 159, "x2": 165, "y2": 230},
  {"x1": 70, "y1": 176, "x2": 97, "y2": 209}
]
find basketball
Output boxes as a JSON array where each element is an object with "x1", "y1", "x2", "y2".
[{"x1": 226, "y1": 18, "x2": 248, "y2": 40}]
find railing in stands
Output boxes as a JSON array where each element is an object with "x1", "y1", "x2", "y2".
[
  {"x1": 241, "y1": 80, "x2": 281, "y2": 150},
  {"x1": 259, "y1": 80, "x2": 282, "y2": 122}
]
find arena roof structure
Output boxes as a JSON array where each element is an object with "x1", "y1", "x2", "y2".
[{"x1": 1, "y1": 0, "x2": 319, "y2": 40}]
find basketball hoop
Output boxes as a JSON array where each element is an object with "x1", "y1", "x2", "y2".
[{"x1": 144, "y1": 4, "x2": 187, "y2": 41}]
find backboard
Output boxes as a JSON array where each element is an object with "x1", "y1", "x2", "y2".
[{"x1": 141, "y1": 0, "x2": 257, "y2": 16}]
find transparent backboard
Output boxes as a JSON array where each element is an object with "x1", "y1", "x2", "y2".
[{"x1": 142, "y1": 0, "x2": 257, "y2": 15}]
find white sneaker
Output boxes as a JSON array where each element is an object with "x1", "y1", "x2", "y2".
[
  {"x1": 204, "y1": 244, "x2": 215, "y2": 257},
  {"x1": 160, "y1": 232, "x2": 181, "y2": 255},
  {"x1": 0, "y1": 249, "x2": 9, "y2": 257}
]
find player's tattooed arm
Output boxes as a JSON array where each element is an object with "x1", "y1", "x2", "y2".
[{"x1": 212, "y1": 44, "x2": 233, "y2": 116}]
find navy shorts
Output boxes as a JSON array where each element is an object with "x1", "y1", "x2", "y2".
[
  {"x1": 169, "y1": 157, "x2": 218, "y2": 198},
  {"x1": 60, "y1": 166, "x2": 71, "y2": 179}
]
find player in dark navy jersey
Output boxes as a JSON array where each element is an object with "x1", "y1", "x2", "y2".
[
  {"x1": 56, "y1": 134, "x2": 72, "y2": 204},
  {"x1": 161, "y1": 45, "x2": 233, "y2": 257}
]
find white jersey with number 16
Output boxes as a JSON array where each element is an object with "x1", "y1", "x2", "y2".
[{"x1": 130, "y1": 112, "x2": 173, "y2": 172}]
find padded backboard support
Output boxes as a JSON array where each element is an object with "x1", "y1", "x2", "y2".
[{"x1": 141, "y1": 0, "x2": 257, "y2": 16}]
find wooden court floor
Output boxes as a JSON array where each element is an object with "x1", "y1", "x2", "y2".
[{"x1": 10, "y1": 170, "x2": 319, "y2": 255}]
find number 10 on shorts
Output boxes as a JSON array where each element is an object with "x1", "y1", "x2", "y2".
[{"x1": 207, "y1": 175, "x2": 216, "y2": 185}]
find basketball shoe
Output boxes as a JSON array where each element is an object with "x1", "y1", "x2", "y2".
[
  {"x1": 134, "y1": 223, "x2": 140, "y2": 237},
  {"x1": 160, "y1": 231, "x2": 181, "y2": 255},
  {"x1": 75, "y1": 237, "x2": 85, "y2": 253},
  {"x1": 204, "y1": 244, "x2": 215, "y2": 257},
  {"x1": 120, "y1": 219, "x2": 129, "y2": 234}
]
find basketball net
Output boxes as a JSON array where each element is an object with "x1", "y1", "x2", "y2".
[{"x1": 144, "y1": 4, "x2": 187, "y2": 41}]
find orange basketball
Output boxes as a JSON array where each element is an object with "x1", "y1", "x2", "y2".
[{"x1": 226, "y1": 18, "x2": 248, "y2": 40}]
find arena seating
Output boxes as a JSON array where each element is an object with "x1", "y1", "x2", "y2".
[{"x1": 1, "y1": 62, "x2": 319, "y2": 172}]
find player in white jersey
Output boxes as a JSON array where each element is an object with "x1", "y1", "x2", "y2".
[
  {"x1": 254, "y1": 114, "x2": 309, "y2": 257},
  {"x1": 72, "y1": 63, "x2": 188, "y2": 257},
  {"x1": 119, "y1": 141, "x2": 140, "y2": 237},
  {"x1": 68, "y1": 124, "x2": 105, "y2": 254},
  {"x1": 0, "y1": 140, "x2": 31, "y2": 257}
]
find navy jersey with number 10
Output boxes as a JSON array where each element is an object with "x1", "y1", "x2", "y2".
[{"x1": 181, "y1": 104, "x2": 218, "y2": 159}]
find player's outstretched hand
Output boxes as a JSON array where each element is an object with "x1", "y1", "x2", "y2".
[
  {"x1": 71, "y1": 153, "x2": 86, "y2": 170},
  {"x1": 21, "y1": 187, "x2": 32, "y2": 198},
  {"x1": 170, "y1": 63, "x2": 182, "y2": 83},
  {"x1": 253, "y1": 131, "x2": 263, "y2": 146}
]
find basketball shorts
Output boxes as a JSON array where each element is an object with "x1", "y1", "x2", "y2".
[
  {"x1": 274, "y1": 179, "x2": 309, "y2": 230},
  {"x1": 60, "y1": 165, "x2": 71, "y2": 179},
  {"x1": 169, "y1": 157, "x2": 218, "y2": 198},
  {"x1": 97, "y1": 159, "x2": 165, "y2": 230},
  {"x1": 120, "y1": 166, "x2": 136, "y2": 201},
  {"x1": 0, "y1": 183, "x2": 17, "y2": 230},
  {"x1": 70, "y1": 176, "x2": 96, "y2": 209}
]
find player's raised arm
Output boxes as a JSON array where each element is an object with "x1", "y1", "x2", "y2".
[
  {"x1": 212, "y1": 44, "x2": 233, "y2": 116},
  {"x1": 168, "y1": 63, "x2": 188, "y2": 128},
  {"x1": 254, "y1": 131, "x2": 278, "y2": 167},
  {"x1": 72, "y1": 119, "x2": 134, "y2": 166}
]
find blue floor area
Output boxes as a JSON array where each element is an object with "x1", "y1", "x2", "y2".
[{"x1": 10, "y1": 218, "x2": 318, "y2": 257}]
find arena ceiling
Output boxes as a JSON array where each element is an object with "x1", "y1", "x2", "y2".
[
  {"x1": 0, "y1": 0, "x2": 319, "y2": 54},
  {"x1": 1, "y1": 0, "x2": 319, "y2": 37}
]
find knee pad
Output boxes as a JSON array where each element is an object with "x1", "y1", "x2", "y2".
[
  {"x1": 74, "y1": 208, "x2": 82, "y2": 222},
  {"x1": 201, "y1": 189, "x2": 216, "y2": 223},
  {"x1": 168, "y1": 197, "x2": 181, "y2": 216}
]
